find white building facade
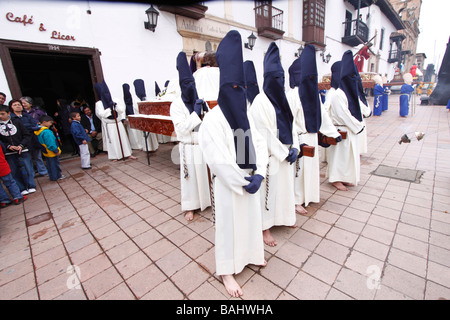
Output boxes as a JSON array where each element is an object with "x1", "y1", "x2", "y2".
[{"x1": 0, "y1": 0, "x2": 404, "y2": 115}]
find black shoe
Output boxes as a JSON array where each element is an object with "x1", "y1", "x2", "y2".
[
  {"x1": 82, "y1": 166, "x2": 92, "y2": 170},
  {"x1": 91, "y1": 153, "x2": 96, "y2": 158}
]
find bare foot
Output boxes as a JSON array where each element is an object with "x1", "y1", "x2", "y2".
[
  {"x1": 295, "y1": 204, "x2": 308, "y2": 215},
  {"x1": 128, "y1": 155, "x2": 137, "y2": 160},
  {"x1": 221, "y1": 275, "x2": 243, "y2": 298},
  {"x1": 252, "y1": 260, "x2": 268, "y2": 268},
  {"x1": 184, "y1": 210, "x2": 194, "y2": 221},
  {"x1": 342, "y1": 182, "x2": 354, "y2": 187},
  {"x1": 332, "y1": 181, "x2": 348, "y2": 191},
  {"x1": 263, "y1": 229, "x2": 277, "y2": 247}
]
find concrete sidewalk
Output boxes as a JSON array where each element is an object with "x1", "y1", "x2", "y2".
[{"x1": 1, "y1": 95, "x2": 449, "y2": 300}]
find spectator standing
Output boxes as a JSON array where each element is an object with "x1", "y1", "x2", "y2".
[
  {"x1": 0, "y1": 104, "x2": 36, "y2": 195},
  {"x1": 70, "y1": 111, "x2": 91, "y2": 169},
  {"x1": 80, "y1": 106, "x2": 103, "y2": 156},
  {"x1": 0, "y1": 141, "x2": 26, "y2": 206},
  {"x1": 10, "y1": 99, "x2": 48, "y2": 177},
  {"x1": 35, "y1": 115, "x2": 65, "y2": 181},
  {"x1": 20, "y1": 96, "x2": 46, "y2": 123}
]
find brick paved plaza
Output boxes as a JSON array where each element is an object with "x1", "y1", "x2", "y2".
[{"x1": 1, "y1": 95, "x2": 449, "y2": 300}]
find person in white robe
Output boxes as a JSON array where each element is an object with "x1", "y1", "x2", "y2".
[
  {"x1": 198, "y1": 30, "x2": 268, "y2": 298},
  {"x1": 326, "y1": 52, "x2": 365, "y2": 191},
  {"x1": 94, "y1": 81, "x2": 136, "y2": 161},
  {"x1": 170, "y1": 52, "x2": 211, "y2": 221},
  {"x1": 132, "y1": 79, "x2": 160, "y2": 150},
  {"x1": 122, "y1": 83, "x2": 143, "y2": 150},
  {"x1": 286, "y1": 45, "x2": 341, "y2": 213},
  {"x1": 249, "y1": 42, "x2": 299, "y2": 247}
]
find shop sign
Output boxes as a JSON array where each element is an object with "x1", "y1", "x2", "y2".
[
  {"x1": 5, "y1": 11, "x2": 76, "y2": 41},
  {"x1": 176, "y1": 16, "x2": 229, "y2": 40}
]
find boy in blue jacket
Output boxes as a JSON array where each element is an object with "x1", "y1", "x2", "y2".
[
  {"x1": 35, "y1": 116, "x2": 64, "y2": 181},
  {"x1": 70, "y1": 111, "x2": 91, "y2": 169}
]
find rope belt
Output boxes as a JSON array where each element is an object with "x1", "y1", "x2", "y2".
[
  {"x1": 181, "y1": 141, "x2": 198, "y2": 179},
  {"x1": 264, "y1": 155, "x2": 271, "y2": 211},
  {"x1": 210, "y1": 172, "x2": 216, "y2": 224}
]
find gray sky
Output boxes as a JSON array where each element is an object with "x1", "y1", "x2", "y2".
[{"x1": 416, "y1": 0, "x2": 450, "y2": 70}]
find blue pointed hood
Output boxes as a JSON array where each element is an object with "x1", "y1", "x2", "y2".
[
  {"x1": 243, "y1": 60, "x2": 260, "y2": 104},
  {"x1": 177, "y1": 51, "x2": 198, "y2": 113},
  {"x1": 263, "y1": 42, "x2": 293, "y2": 145},
  {"x1": 299, "y1": 44, "x2": 321, "y2": 133},
  {"x1": 133, "y1": 79, "x2": 147, "y2": 101},
  {"x1": 94, "y1": 79, "x2": 115, "y2": 110},
  {"x1": 330, "y1": 61, "x2": 341, "y2": 89},
  {"x1": 122, "y1": 83, "x2": 134, "y2": 115},
  {"x1": 339, "y1": 50, "x2": 363, "y2": 122},
  {"x1": 216, "y1": 30, "x2": 257, "y2": 170},
  {"x1": 288, "y1": 57, "x2": 301, "y2": 89},
  {"x1": 155, "y1": 81, "x2": 161, "y2": 96}
]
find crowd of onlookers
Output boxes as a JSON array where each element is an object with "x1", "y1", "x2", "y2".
[{"x1": 0, "y1": 92, "x2": 103, "y2": 208}]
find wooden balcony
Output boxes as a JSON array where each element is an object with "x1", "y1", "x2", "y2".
[
  {"x1": 388, "y1": 33, "x2": 406, "y2": 63},
  {"x1": 254, "y1": 4, "x2": 285, "y2": 40},
  {"x1": 342, "y1": 19, "x2": 369, "y2": 47}
]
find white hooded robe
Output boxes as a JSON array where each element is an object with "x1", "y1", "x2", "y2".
[
  {"x1": 198, "y1": 105, "x2": 267, "y2": 276},
  {"x1": 325, "y1": 88, "x2": 364, "y2": 185},
  {"x1": 249, "y1": 92, "x2": 298, "y2": 230}
]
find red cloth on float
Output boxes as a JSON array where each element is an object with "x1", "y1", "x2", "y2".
[{"x1": 354, "y1": 46, "x2": 370, "y2": 72}]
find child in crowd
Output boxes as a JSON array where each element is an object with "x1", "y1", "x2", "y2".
[
  {"x1": 35, "y1": 115, "x2": 65, "y2": 181},
  {"x1": 0, "y1": 141, "x2": 26, "y2": 207},
  {"x1": 70, "y1": 111, "x2": 91, "y2": 169}
]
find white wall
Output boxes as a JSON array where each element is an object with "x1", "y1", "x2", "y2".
[
  {"x1": 0, "y1": 0, "x2": 402, "y2": 101},
  {"x1": 0, "y1": 0, "x2": 183, "y2": 101}
]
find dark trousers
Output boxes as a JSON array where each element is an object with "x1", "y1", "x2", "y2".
[
  {"x1": 0, "y1": 173, "x2": 23, "y2": 202},
  {"x1": 45, "y1": 156, "x2": 62, "y2": 181},
  {"x1": 5, "y1": 152, "x2": 36, "y2": 191}
]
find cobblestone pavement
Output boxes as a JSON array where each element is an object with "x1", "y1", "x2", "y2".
[{"x1": 1, "y1": 95, "x2": 449, "y2": 300}]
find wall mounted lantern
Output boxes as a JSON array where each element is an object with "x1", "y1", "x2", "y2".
[
  {"x1": 244, "y1": 32, "x2": 257, "y2": 50},
  {"x1": 295, "y1": 44, "x2": 304, "y2": 57},
  {"x1": 144, "y1": 5, "x2": 159, "y2": 32},
  {"x1": 321, "y1": 50, "x2": 331, "y2": 63}
]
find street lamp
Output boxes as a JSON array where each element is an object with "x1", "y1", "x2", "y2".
[
  {"x1": 295, "y1": 44, "x2": 304, "y2": 57},
  {"x1": 321, "y1": 50, "x2": 331, "y2": 63},
  {"x1": 144, "y1": 5, "x2": 159, "y2": 32},
  {"x1": 244, "y1": 32, "x2": 257, "y2": 50}
]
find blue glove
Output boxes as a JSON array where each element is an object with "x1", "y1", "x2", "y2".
[
  {"x1": 194, "y1": 99, "x2": 204, "y2": 116},
  {"x1": 286, "y1": 148, "x2": 298, "y2": 164},
  {"x1": 202, "y1": 101, "x2": 209, "y2": 112},
  {"x1": 243, "y1": 174, "x2": 264, "y2": 194}
]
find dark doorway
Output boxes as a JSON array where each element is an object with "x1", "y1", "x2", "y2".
[
  {"x1": 9, "y1": 50, "x2": 97, "y2": 157},
  {"x1": 10, "y1": 50, "x2": 95, "y2": 117},
  {"x1": 344, "y1": 10, "x2": 352, "y2": 37},
  {"x1": 0, "y1": 40, "x2": 103, "y2": 158}
]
